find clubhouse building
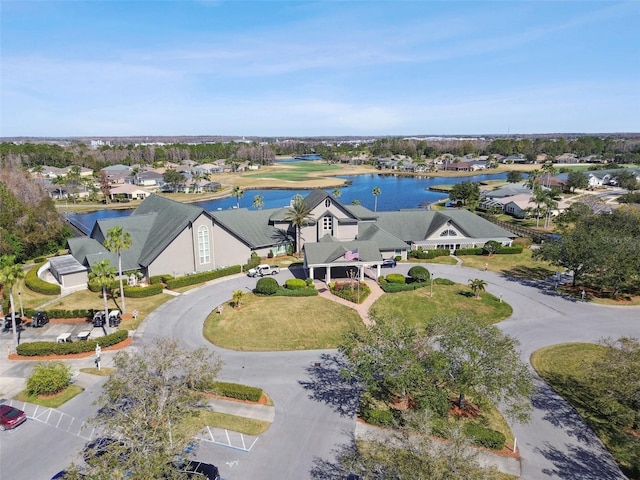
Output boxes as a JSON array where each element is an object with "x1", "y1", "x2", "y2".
[{"x1": 67, "y1": 191, "x2": 514, "y2": 284}]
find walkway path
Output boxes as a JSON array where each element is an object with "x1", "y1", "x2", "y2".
[{"x1": 314, "y1": 278, "x2": 384, "y2": 325}]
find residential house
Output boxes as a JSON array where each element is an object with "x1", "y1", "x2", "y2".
[{"x1": 109, "y1": 184, "x2": 152, "y2": 201}]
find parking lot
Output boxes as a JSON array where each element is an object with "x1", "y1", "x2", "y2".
[{"x1": 2, "y1": 318, "x2": 119, "y2": 345}]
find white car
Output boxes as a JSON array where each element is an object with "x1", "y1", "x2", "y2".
[{"x1": 247, "y1": 264, "x2": 280, "y2": 277}]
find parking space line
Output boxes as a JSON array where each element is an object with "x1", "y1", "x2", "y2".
[{"x1": 194, "y1": 426, "x2": 259, "y2": 452}]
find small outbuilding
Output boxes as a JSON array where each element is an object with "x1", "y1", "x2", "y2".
[{"x1": 48, "y1": 255, "x2": 88, "y2": 293}]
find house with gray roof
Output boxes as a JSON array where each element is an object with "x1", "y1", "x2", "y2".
[{"x1": 68, "y1": 191, "x2": 514, "y2": 284}]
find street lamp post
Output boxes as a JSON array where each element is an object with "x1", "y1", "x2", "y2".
[
  {"x1": 18, "y1": 290, "x2": 24, "y2": 319},
  {"x1": 430, "y1": 272, "x2": 434, "y2": 297}
]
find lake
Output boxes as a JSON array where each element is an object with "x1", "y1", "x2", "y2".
[{"x1": 66, "y1": 172, "x2": 508, "y2": 235}]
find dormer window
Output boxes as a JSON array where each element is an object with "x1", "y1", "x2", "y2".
[
  {"x1": 440, "y1": 228, "x2": 457, "y2": 237},
  {"x1": 325, "y1": 198, "x2": 331, "y2": 208}
]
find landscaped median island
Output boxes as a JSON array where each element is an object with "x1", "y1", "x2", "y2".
[{"x1": 532, "y1": 341, "x2": 640, "y2": 479}]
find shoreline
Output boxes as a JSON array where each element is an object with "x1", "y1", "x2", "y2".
[{"x1": 56, "y1": 161, "x2": 531, "y2": 214}]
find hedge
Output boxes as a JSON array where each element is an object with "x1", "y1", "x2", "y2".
[
  {"x1": 454, "y1": 247, "x2": 483, "y2": 256},
  {"x1": 463, "y1": 423, "x2": 506, "y2": 450},
  {"x1": 165, "y1": 265, "x2": 242, "y2": 289},
  {"x1": 149, "y1": 274, "x2": 173, "y2": 285},
  {"x1": 378, "y1": 280, "x2": 428, "y2": 293},
  {"x1": 88, "y1": 279, "x2": 119, "y2": 293},
  {"x1": 16, "y1": 330, "x2": 129, "y2": 357},
  {"x1": 122, "y1": 283, "x2": 164, "y2": 297},
  {"x1": 434, "y1": 277, "x2": 454, "y2": 285},
  {"x1": 271, "y1": 287, "x2": 318, "y2": 297},
  {"x1": 409, "y1": 248, "x2": 450, "y2": 260},
  {"x1": 24, "y1": 308, "x2": 94, "y2": 320},
  {"x1": 285, "y1": 278, "x2": 307, "y2": 290},
  {"x1": 25, "y1": 262, "x2": 61, "y2": 295},
  {"x1": 210, "y1": 381, "x2": 262, "y2": 402}
]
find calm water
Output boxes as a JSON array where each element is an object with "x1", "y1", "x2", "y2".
[{"x1": 67, "y1": 172, "x2": 507, "y2": 234}]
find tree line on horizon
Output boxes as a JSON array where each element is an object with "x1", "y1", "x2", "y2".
[{"x1": 1, "y1": 135, "x2": 640, "y2": 171}]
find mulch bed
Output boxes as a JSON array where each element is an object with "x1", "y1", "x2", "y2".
[{"x1": 8, "y1": 336, "x2": 132, "y2": 361}]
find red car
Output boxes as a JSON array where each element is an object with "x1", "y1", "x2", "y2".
[{"x1": 0, "y1": 404, "x2": 27, "y2": 431}]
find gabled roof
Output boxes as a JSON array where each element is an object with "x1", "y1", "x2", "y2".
[
  {"x1": 93, "y1": 213, "x2": 158, "y2": 270},
  {"x1": 358, "y1": 223, "x2": 412, "y2": 250},
  {"x1": 211, "y1": 208, "x2": 290, "y2": 248},
  {"x1": 67, "y1": 237, "x2": 109, "y2": 265},
  {"x1": 133, "y1": 195, "x2": 209, "y2": 267},
  {"x1": 304, "y1": 239, "x2": 382, "y2": 265}
]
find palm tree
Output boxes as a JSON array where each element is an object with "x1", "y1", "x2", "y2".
[
  {"x1": 252, "y1": 194, "x2": 264, "y2": 210},
  {"x1": 372, "y1": 186, "x2": 381, "y2": 212},
  {"x1": 332, "y1": 188, "x2": 341, "y2": 198},
  {"x1": 541, "y1": 161, "x2": 558, "y2": 188},
  {"x1": 231, "y1": 186, "x2": 244, "y2": 209},
  {"x1": 525, "y1": 170, "x2": 542, "y2": 190},
  {"x1": 232, "y1": 289, "x2": 244, "y2": 307},
  {"x1": 0, "y1": 255, "x2": 25, "y2": 350},
  {"x1": 528, "y1": 185, "x2": 547, "y2": 228},
  {"x1": 104, "y1": 226, "x2": 132, "y2": 314},
  {"x1": 468, "y1": 278, "x2": 487, "y2": 299},
  {"x1": 283, "y1": 195, "x2": 314, "y2": 255},
  {"x1": 89, "y1": 260, "x2": 116, "y2": 322},
  {"x1": 351, "y1": 199, "x2": 361, "y2": 205},
  {"x1": 542, "y1": 189, "x2": 561, "y2": 229}
]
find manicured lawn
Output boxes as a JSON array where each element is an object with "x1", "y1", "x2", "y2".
[
  {"x1": 80, "y1": 367, "x2": 116, "y2": 376},
  {"x1": 531, "y1": 343, "x2": 640, "y2": 479},
  {"x1": 459, "y1": 249, "x2": 556, "y2": 279},
  {"x1": 14, "y1": 385, "x2": 84, "y2": 408},
  {"x1": 244, "y1": 161, "x2": 341, "y2": 182},
  {"x1": 203, "y1": 294, "x2": 364, "y2": 351},
  {"x1": 179, "y1": 409, "x2": 271, "y2": 437},
  {"x1": 370, "y1": 283, "x2": 512, "y2": 327}
]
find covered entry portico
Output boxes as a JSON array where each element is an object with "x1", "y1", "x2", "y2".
[{"x1": 303, "y1": 240, "x2": 383, "y2": 283}]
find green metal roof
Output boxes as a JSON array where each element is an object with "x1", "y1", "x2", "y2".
[
  {"x1": 304, "y1": 239, "x2": 382, "y2": 266},
  {"x1": 211, "y1": 207, "x2": 292, "y2": 248}
]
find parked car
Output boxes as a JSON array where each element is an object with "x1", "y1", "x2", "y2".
[
  {"x1": 92, "y1": 312, "x2": 105, "y2": 327},
  {"x1": 171, "y1": 460, "x2": 220, "y2": 480},
  {"x1": 4, "y1": 314, "x2": 23, "y2": 330},
  {"x1": 0, "y1": 404, "x2": 27, "y2": 431},
  {"x1": 31, "y1": 311, "x2": 49, "y2": 328},
  {"x1": 381, "y1": 258, "x2": 397, "y2": 268},
  {"x1": 108, "y1": 310, "x2": 121, "y2": 327},
  {"x1": 51, "y1": 470, "x2": 86, "y2": 479},
  {"x1": 247, "y1": 264, "x2": 280, "y2": 277}
]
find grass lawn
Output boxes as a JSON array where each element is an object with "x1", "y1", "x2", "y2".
[
  {"x1": 80, "y1": 367, "x2": 116, "y2": 376},
  {"x1": 14, "y1": 385, "x2": 84, "y2": 408},
  {"x1": 370, "y1": 283, "x2": 513, "y2": 327},
  {"x1": 203, "y1": 294, "x2": 364, "y2": 351},
  {"x1": 459, "y1": 249, "x2": 556, "y2": 279},
  {"x1": 531, "y1": 343, "x2": 640, "y2": 479},
  {"x1": 179, "y1": 409, "x2": 271, "y2": 437},
  {"x1": 244, "y1": 161, "x2": 341, "y2": 182}
]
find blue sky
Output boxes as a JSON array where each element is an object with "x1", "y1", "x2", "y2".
[{"x1": 1, "y1": 1, "x2": 639, "y2": 137}]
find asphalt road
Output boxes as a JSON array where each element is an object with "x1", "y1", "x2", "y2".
[{"x1": 2, "y1": 264, "x2": 639, "y2": 479}]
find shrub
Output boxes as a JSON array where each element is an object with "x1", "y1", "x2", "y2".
[
  {"x1": 483, "y1": 240, "x2": 501, "y2": 256},
  {"x1": 305, "y1": 277, "x2": 314, "y2": 287},
  {"x1": 285, "y1": 278, "x2": 307, "y2": 290},
  {"x1": 455, "y1": 247, "x2": 483, "y2": 256},
  {"x1": 149, "y1": 275, "x2": 171, "y2": 285},
  {"x1": 26, "y1": 361, "x2": 72, "y2": 396},
  {"x1": 385, "y1": 273, "x2": 406, "y2": 284},
  {"x1": 463, "y1": 423, "x2": 506, "y2": 450},
  {"x1": 408, "y1": 265, "x2": 430, "y2": 282},
  {"x1": 16, "y1": 330, "x2": 129, "y2": 357},
  {"x1": 210, "y1": 381, "x2": 263, "y2": 402},
  {"x1": 25, "y1": 263, "x2": 61, "y2": 295},
  {"x1": 434, "y1": 277, "x2": 454, "y2": 285},
  {"x1": 255, "y1": 277, "x2": 279, "y2": 295},
  {"x1": 165, "y1": 265, "x2": 242, "y2": 289},
  {"x1": 122, "y1": 283, "x2": 163, "y2": 297},
  {"x1": 40, "y1": 308, "x2": 93, "y2": 319},
  {"x1": 88, "y1": 279, "x2": 119, "y2": 293},
  {"x1": 361, "y1": 407, "x2": 395, "y2": 427},
  {"x1": 32, "y1": 257, "x2": 45, "y2": 264}
]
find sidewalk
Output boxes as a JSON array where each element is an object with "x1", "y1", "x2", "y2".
[{"x1": 315, "y1": 278, "x2": 384, "y2": 326}]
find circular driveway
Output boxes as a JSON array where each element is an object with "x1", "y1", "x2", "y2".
[{"x1": 138, "y1": 265, "x2": 640, "y2": 480}]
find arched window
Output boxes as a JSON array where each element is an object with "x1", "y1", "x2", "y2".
[
  {"x1": 198, "y1": 225, "x2": 210, "y2": 264},
  {"x1": 440, "y1": 229, "x2": 458, "y2": 237}
]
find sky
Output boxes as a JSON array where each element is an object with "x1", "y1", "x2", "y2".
[{"x1": 1, "y1": 0, "x2": 639, "y2": 137}]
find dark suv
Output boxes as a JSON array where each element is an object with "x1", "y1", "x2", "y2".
[
  {"x1": 31, "y1": 311, "x2": 49, "y2": 328},
  {"x1": 171, "y1": 460, "x2": 220, "y2": 480}
]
